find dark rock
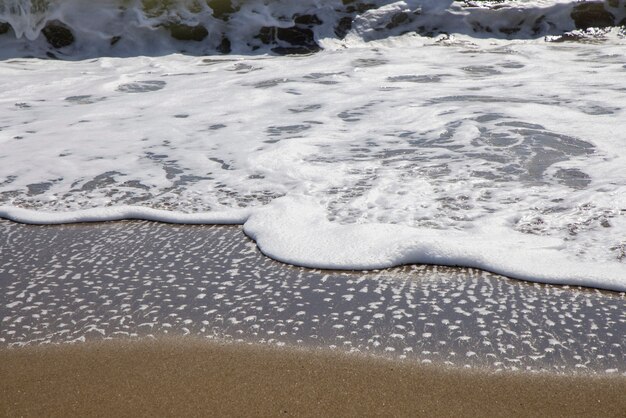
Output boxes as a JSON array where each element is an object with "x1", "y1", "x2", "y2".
[
  {"x1": 531, "y1": 15, "x2": 546, "y2": 34},
  {"x1": 42, "y1": 21, "x2": 74, "y2": 48},
  {"x1": 271, "y1": 45, "x2": 320, "y2": 55},
  {"x1": 208, "y1": 0, "x2": 236, "y2": 20},
  {"x1": 344, "y1": 2, "x2": 377, "y2": 14},
  {"x1": 256, "y1": 27, "x2": 274, "y2": 44},
  {"x1": 0, "y1": 21, "x2": 11, "y2": 35},
  {"x1": 470, "y1": 21, "x2": 493, "y2": 33},
  {"x1": 499, "y1": 26, "x2": 520, "y2": 35},
  {"x1": 276, "y1": 26, "x2": 316, "y2": 46},
  {"x1": 294, "y1": 14, "x2": 323, "y2": 26},
  {"x1": 335, "y1": 16, "x2": 353, "y2": 38},
  {"x1": 217, "y1": 36, "x2": 231, "y2": 54},
  {"x1": 167, "y1": 23, "x2": 209, "y2": 41},
  {"x1": 386, "y1": 12, "x2": 409, "y2": 30},
  {"x1": 110, "y1": 36, "x2": 121, "y2": 46},
  {"x1": 256, "y1": 26, "x2": 319, "y2": 51},
  {"x1": 571, "y1": 2, "x2": 614, "y2": 29},
  {"x1": 141, "y1": 0, "x2": 169, "y2": 18}
]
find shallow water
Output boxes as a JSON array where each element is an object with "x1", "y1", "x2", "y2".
[
  {"x1": 1, "y1": 0, "x2": 626, "y2": 289},
  {"x1": 1, "y1": 220, "x2": 625, "y2": 375},
  {"x1": 1, "y1": 38, "x2": 625, "y2": 289}
]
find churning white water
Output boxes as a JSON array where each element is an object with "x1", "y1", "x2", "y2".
[{"x1": 1, "y1": 0, "x2": 625, "y2": 290}]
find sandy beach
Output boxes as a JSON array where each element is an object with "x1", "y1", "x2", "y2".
[
  {"x1": 2, "y1": 1, "x2": 626, "y2": 415},
  {"x1": 3, "y1": 338, "x2": 626, "y2": 417},
  {"x1": 1, "y1": 220, "x2": 626, "y2": 416}
]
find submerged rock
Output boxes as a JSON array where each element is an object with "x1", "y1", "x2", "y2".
[
  {"x1": 256, "y1": 26, "x2": 320, "y2": 54},
  {"x1": 385, "y1": 12, "x2": 410, "y2": 30},
  {"x1": 571, "y1": 2, "x2": 615, "y2": 29},
  {"x1": 167, "y1": 23, "x2": 209, "y2": 41},
  {"x1": 294, "y1": 14, "x2": 323, "y2": 26},
  {"x1": 208, "y1": 0, "x2": 236, "y2": 20},
  {"x1": 256, "y1": 26, "x2": 302, "y2": 45},
  {"x1": 343, "y1": 1, "x2": 377, "y2": 14},
  {"x1": 42, "y1": 21, "x2": 74, "y2": 48},
  {"x1": 217, "y1": 36, "x2": 231, "y2": 54},
  {"x1": 335, "y1": 16, "x2": 353, "y2": 38},
  {"x1": 271, "y1": 46, "x2": 320, "y2": 55},
  {"x1": 276, "y1": 26, "x2": 316, "y2": 46},
  {"x1": 0, "y1": 21, "x2": 11, "y2": 35}
]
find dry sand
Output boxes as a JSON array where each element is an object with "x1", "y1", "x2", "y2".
[{"x1": 2, "y1": 338, "x2": 626, "y2": 417}]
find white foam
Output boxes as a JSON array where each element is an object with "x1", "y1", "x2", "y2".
[
  {"x1": 0, "y1": 33, "x2": 625, "y2": 291},
  {"x1": 1, "y1": 194, "x2": 624, "y2": 291},
  {"x1": 0, "y1": 205, "x2": 250, "y2": 224},
  {"x1": 244, "y1": 196, "x2": 626, "y2": 291}
]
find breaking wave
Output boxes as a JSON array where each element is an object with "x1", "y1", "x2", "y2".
[{"x1": 0, "y1": 0, "x2": 626, "y2": 57}]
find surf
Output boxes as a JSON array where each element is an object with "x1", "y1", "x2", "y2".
[{"x1": 0, "y1": 0, "x2": 625, "y2": 58}]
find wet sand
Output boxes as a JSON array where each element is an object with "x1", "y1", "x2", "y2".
[
  {"x1": 1, "y1": 219, "x2": 626, "y2": 416},
  {"x1": 2, "y1": 338, "x2": 626, "y2": 417},
  {"x1": 2, "y1": 220, "x2": 625, "y2": 373}
]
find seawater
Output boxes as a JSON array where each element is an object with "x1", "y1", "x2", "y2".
[
  {"x1": 0, "y1": 0, "x2": 626, "y2": 57},
  {"x1": 0, "y1": 0, "x2": 625, "y2": 291}
]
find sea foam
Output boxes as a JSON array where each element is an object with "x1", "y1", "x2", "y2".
[
  {"x1": 2, "y1": 194, "x2": 625, "y2": 291},
  {"x1": 0, "y1": 2, "x2": 625, "y2": 291}
]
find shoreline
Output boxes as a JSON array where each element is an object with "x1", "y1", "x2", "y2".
[
  {"x1": 2, "y1": 219, "x2": 625, "y2": 374},
  {"x1": 2, "y1": 208, "x2": 624, "y2": 293},
  {"x1": 2, "y1": 338, "x2": 626, "y2": 417}
]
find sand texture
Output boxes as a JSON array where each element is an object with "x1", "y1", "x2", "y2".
[{"x1": 2, "y1": 339, "x2": 626, "y2": 417}]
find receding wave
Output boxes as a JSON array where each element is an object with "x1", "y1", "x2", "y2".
[{"x1": 0, "y1": 0, "x2": 625, "y2": 57}]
